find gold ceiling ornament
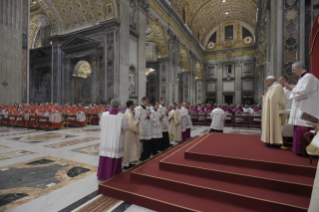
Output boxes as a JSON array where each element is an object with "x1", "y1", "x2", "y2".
[
  {"x1": 32, "y1": 0, "x2": 118, "y2": 35},
  {"x1": 150, "y1": 0, "x2": 204, "y2": 58},
  {"x1": 195, "y1": 60, "x2": 202, "y2": 79},
  {"x1": 178, "y1": 44, "x2": 190, "y2": 72},
  {"x1": 73, "y1": 61, "x2": 92, "y2": 78},
  {"x1": 30, "y1": 0, "x2": 63, "y2": 35},
  {"x1": 146, "y1": 17, "x2": 169, "y2": 58}
]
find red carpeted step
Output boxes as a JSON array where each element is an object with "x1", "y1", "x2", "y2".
[
  {"x1": 185, "y1": 133, "x2": 317, "y2": 177},
  {"x1": 100, "y1": 136, "x2": 259, "y2": 212},
  {"x1": 131, "y1": 135, "x2": 311, "y2": 211}
]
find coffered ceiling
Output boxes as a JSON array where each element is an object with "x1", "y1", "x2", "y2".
[{"x1": 170, "y1": 0, "x2": 257, "y2": 40}]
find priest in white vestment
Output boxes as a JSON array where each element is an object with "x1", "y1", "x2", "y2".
[
  {"x1": 123, "y1": 100, "x2": 140, "y2": 170},
  {"x1": 210, "y1": 104, "x2": 226, "y2": 133},
  {"x1": 169, "y1": 103, "x2": 182, "y2": 143},
  {"x1": 287, "y1": 62, "x2": 319, "y2": 154},
  {"x1": 261, "y1": 76, "x2": 287, "y2": 146},
  {"x1": 279, "y1": 75, "x2": 293, "y2": 109},
  {"x1": 150, "y1": 102, "x2": 163, "y2": 155},
  {"x1": 159, "y1": 97, "x2": 170, "y2": 150},
  {"x1": 177, "y1": 102, "x2": 188, "y2": 141},
  {"x1": 135, "y1": 96, "x2": 152, "y2": 161},
  {"x1": 97, "y1": 99, "x2": 129, "y2": 180},
  {"x1": 184, "y1": 102, "x2": 193, "y2": 139}
]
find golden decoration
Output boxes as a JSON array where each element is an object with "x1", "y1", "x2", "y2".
[
  {"x1": 147, "y1": 17, "x2": 169, "y2": 58},
  {"x1": 73, "y1": 61, "x2": 92, "y2": 78},
  {"x1": 178, "y1": 44, "x2": 190, "y2": 71}
]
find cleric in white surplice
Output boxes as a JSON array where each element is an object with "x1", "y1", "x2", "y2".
[
  {"x1": 286, "y1": 62, "x2": 319, "y2": 154},
  {"x1": 97, "y1": 99, "x2": 129, "y2": 180}
]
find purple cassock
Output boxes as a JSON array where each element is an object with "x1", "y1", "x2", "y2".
[{"x1": 97, "y1": 108, "x2": 123, "y2": 180}]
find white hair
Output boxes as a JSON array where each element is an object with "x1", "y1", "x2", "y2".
[
  {"x1": 266, "y1": 75, "x2": 275, "y2": 80},
  {"x1": 111, "y1": 99, "x2": 120, "y2": 109}
]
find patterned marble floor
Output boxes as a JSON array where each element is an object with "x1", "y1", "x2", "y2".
[{"x1": 0, "y1": 125, "x2": 260, "y2": 212}]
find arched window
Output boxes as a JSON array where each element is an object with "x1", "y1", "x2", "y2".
[
  {"x1": 242, "y1": 27, "x2": 253, "y2": 39},
  {"x1": 208, "y1": 32, "x2": 217, "y2": 43},
  {"x1": 182, "y1": 8, "x2": 186, "y2": 22}
]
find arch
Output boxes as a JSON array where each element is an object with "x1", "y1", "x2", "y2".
[
  {"x1": 35, "y1": 0, "x2": 63, "y2": 35},
  {"x1": 73, "y1": 60, "x2": 92, "y2": 78},
  {"x1": 29, "y1": 14, "x2": 51, "y2": 49},
  {"x1": 146, "y1": 16, "x2": 169, "y2": 58}
]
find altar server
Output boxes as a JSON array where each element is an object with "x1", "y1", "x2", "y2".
[
  {"x1": 150, "y1": 102, "x2": 163, "y2": 155},
  {"x1": 177, "y1": 102, "x2": 188, "y2": 141},
  {"x1": 135, "y1": 97, "x2": 152, "y2": 161},
  {"x1": 183, "y1": 102, "x2": 192, "y2": 139},
  {"x1": 169, "y1": 103, "x2": 182, "y2": 143},
  {"x1": 287, "y1": 62, "x2": 319, "y2": 154},
  {"x1": 279, "y1": 75, "x2": 293, "y2": 109},
  {"x1": 123, "y1": 100, "x2": 140, "y2": 170},
  {"x1": 159, "y1": 97, "x2": 170, "y2": 150},
  {"x1": 97, "y1": 99, "x2": 129, "y2": 180},
  {"x1": 210, "y1": 104, "x2": 226, "y2": 133},
  {"x1": 261, "y1": 76, "x2": 286, "y2": 146}
]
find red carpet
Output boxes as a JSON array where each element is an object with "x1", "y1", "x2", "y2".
[{"x1": 99, "y1": 133, "x2": 317, "y2": 212}]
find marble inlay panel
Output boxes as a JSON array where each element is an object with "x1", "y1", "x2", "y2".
[
  {"x1": 10, "y1": 133, "x2": 76, "y2": 144},
  {"x1": 0, "y1": 150, "x2": 34, "y2": 160},
  {"x1": 0, "y1": 131, "x2": 36, "y2": 138},
  {"x1": 44, "y1": 137, "x2": 100, "y2": 148},
  {"x1": 71, "y1": 143, "x2": 100, "y2": 156},
  {"x1": 0, "y1": 156, "x2": 97, "y2": 211},
  {"x1": 0, "y1": 145, "x2": 10, "y2": 150},
  {"x1": 67, "y1": 127, "x2": 101, "y2": 134}
]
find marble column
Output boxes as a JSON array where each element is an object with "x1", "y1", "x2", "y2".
[
  {"x1": 277, "y1": 0, "x2": 283, "y2": 78},
  {"x1": 158, "y1": 58, "x2": 169, "y2": 100},
  {"x1": 189, "y1": 52, "x2": 197, "y2": 104},
  {"x1": 270, "y1": 0, "x2": 277, "y2": 77},
  {"x1": 137, "y1": 1, "x2": 148, "y2": 104},
  {"x1": 91, "y1": 55, "x2": 98, "y2": 103},
  {"x1": 167, "y1": 40, "x2": 175, "y2": 105},
  {"x1": 64, "y1": 58, "x2": 71, "y2": 104},
  {"x1": 202, "y1": 63, "x2": 208, "y2": 103},
  {"x1": 0, "y1": 0, "x2": 23, "y2": 104},
  {"x1": 216, "y1": 63, "x2": 223, "y2": 103},
  {"x1": 118, "y1": 0, "x2": 130, "y2": 103},
  {"x1": 234, "y1": 62, "x2": 242, "y2": 104},
  {"x1": 300, "y1": 0, "x2": 305, "y2": 64}
]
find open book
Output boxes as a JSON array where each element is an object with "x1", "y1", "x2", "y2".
[{"x1": 300, "y1": 111, "x2": 319, "y2": 124}]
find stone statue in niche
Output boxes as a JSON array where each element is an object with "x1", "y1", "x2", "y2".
[
  {"x1": 130, "y1": 0, "x2": 137, "y2": 28},
  {"x1": 129, "y1": 67, "x2": 136, "y2": 95}
]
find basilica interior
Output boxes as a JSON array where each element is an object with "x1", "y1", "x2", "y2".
[
  {"x1": 1, "y1": 0, "x2": 317, "y2": 106},
  {"x1": 1, "y1": 0, "x2": 319, "y2": 212}
]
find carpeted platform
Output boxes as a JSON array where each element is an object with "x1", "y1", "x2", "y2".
[{"x1": 99, "y1": 133, "x2": 317, "y2": 212}]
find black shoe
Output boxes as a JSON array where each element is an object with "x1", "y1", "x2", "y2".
[{"x1": 123, "y1": 164, "x2": 135, "y2": 170}]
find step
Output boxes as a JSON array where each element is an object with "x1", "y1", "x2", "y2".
[
  {"x1": 131, "y1": 136, "x2": 310, "y2": 211},
  {"x1": 100, "y1": 137, "x2": 260, "y2": 212},
  {"x1": 185, "y1": 133, "x2": 317, "y2": 177}
]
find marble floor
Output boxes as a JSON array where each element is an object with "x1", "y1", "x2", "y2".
[{"x1": 0, "y1": 125, "x2": 261, "y2": 212}]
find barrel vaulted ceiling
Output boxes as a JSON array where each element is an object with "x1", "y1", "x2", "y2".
[{"x1": 170, "y1": 0, "x2": 258, "y2": 41}]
